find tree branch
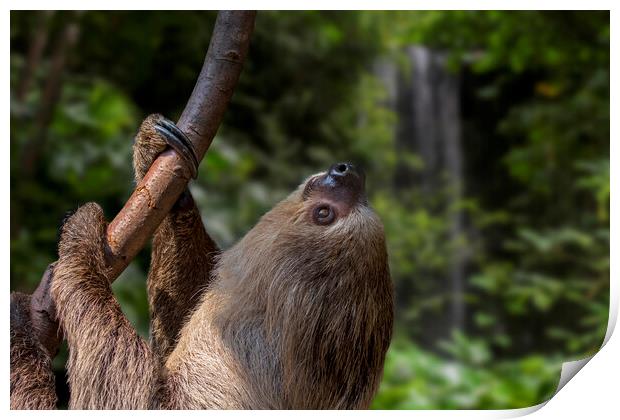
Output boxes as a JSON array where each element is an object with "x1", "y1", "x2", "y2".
[{"x1": 28, "y1": 10, "x2": 257, "y2": 357}]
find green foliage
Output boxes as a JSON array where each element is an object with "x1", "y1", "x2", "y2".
[
  {"x1": 373, "y1": 337, "x2": 561, "y2": 409},
  {"x1": 10, "y1": 75, "x2": 138, "y2": 290}
]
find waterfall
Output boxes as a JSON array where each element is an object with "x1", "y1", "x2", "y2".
[{"x1": 377, "y1": 46, "x2": 466, "y2": 346}]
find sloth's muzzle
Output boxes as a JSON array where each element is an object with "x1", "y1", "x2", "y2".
[{"x1": 310, "y1": 162, "x2": 367, "y2": 206}]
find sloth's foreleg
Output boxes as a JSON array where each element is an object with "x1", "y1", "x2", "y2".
[{"x1": 133, "y1": 115, "x2": 219, "y2": 362}]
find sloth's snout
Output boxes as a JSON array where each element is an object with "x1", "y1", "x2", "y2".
[
  {"x1": 328, "y1": 162, "x2": 366, "y2": 186},
  {"x1": 323, "y1": 162, "x2": 365, "y2": 194},
  {"x1": 303, "y1": 162, "x2": 367, "y2": 207},
  {"x1": 328, "y1": 162, "x2": 355, "y2": 177},
  {"x1": 301, "y1": 162, "x2": 367, "y2": 208},
  {"x1": 329, "y1": 162, "x2": 365, "y2": 181}
]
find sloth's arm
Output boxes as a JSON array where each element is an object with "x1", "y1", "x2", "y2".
[
  {"x1": 134, "y1": 115, "x2": 219, "y2": 362},
  {"x1": 51, "y1": 203, "x2": 158, "y2": 409},
  {"x1": 10, "y1": 292, "x2": 57, "y2": 409}
]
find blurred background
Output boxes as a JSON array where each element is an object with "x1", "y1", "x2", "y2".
[{"x1": 10, "y1": 11, "x2": 609, "y2": 409}]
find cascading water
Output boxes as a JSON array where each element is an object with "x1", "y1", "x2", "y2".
[{"x1": 377, "y1": 46, "x2": 466, "y2": 346}]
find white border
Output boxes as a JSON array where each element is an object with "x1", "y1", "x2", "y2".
[{"x1": 3, "y1": 3, "x2": 617, "y2": 418}]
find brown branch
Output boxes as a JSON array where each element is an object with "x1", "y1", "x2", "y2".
[{"x1": 28, "y1": 11, "x2": 257, "y2": 357}]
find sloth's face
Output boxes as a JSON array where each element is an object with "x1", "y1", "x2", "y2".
[
  {"x1": 300, "y1": 162, "x2": 368, "y2": 227},
  {"x1": 227, "y1": 162, "x2": 383, "y2": 278}
]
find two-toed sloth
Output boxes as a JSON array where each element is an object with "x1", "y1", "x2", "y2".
[{"x1": 13, "y1": 115, "x2": 394, "y2": 409}]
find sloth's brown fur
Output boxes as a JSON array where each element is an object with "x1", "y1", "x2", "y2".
[
  {"x1": 10, "y1": 293, "x2": 57, "y2": 409},
  {"x1": 18, "y1": 115, "x2": 394, "y2": 409}
]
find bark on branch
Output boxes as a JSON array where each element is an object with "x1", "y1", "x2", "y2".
[{"x1": 28, "y1": 10, "x2": 257, "y2": 357}]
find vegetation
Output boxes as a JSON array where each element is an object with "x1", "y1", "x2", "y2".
[{"x1": 10, "y1": 11, "x2": 609, "y2": 409}]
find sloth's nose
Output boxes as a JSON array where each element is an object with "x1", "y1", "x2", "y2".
[
  {"x1": 329, "y1": 162, "x2": 360, "y2": 178},
  {"x1": 308, "y1": 162, "x2": 367, "y2": 204},
  {"x1": 325, "y1": 162, "x2": 366, "y2": 195}
]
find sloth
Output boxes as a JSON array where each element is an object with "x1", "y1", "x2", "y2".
[
  {"x1": 10, "y1": 292, "x2": 57, "y2": 410},
  {"x1": 13, "y1": 115, "x2": 394, "y2": 409}
]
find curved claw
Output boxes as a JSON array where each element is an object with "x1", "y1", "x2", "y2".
[{"x1": 154, "y1": 118, "x2": 199, "y2": 179}]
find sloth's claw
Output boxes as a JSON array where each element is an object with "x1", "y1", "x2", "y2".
[{"x1": 154, "y1": 118, "x2": 199, "y2": 179}]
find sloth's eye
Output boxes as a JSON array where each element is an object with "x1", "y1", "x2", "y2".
[{"x1": 313, "y1": 205, "x2": 336, "y2": 225}]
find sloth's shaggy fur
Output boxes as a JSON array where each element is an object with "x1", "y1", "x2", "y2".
[{"x1": 10, "y1": 292, "x2": 57, "y2": 409}]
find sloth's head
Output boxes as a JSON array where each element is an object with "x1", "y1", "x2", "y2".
[
  {"x1": 299, "y1": 162, "x2": 368, "y2": 227},
  {"x1": 215, "y1": 162, "x2": 393, "y2": 407},
  {"x1": 275, "y1": 161, "x2": 383, "y2": 248},
  {"x1": 220, "y1": 162, "x2": 388, "y2": 292}
]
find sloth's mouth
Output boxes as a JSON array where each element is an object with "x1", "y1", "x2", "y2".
[{"x1": 303, "y1": 162, "x2": 366, "y2": 206}]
